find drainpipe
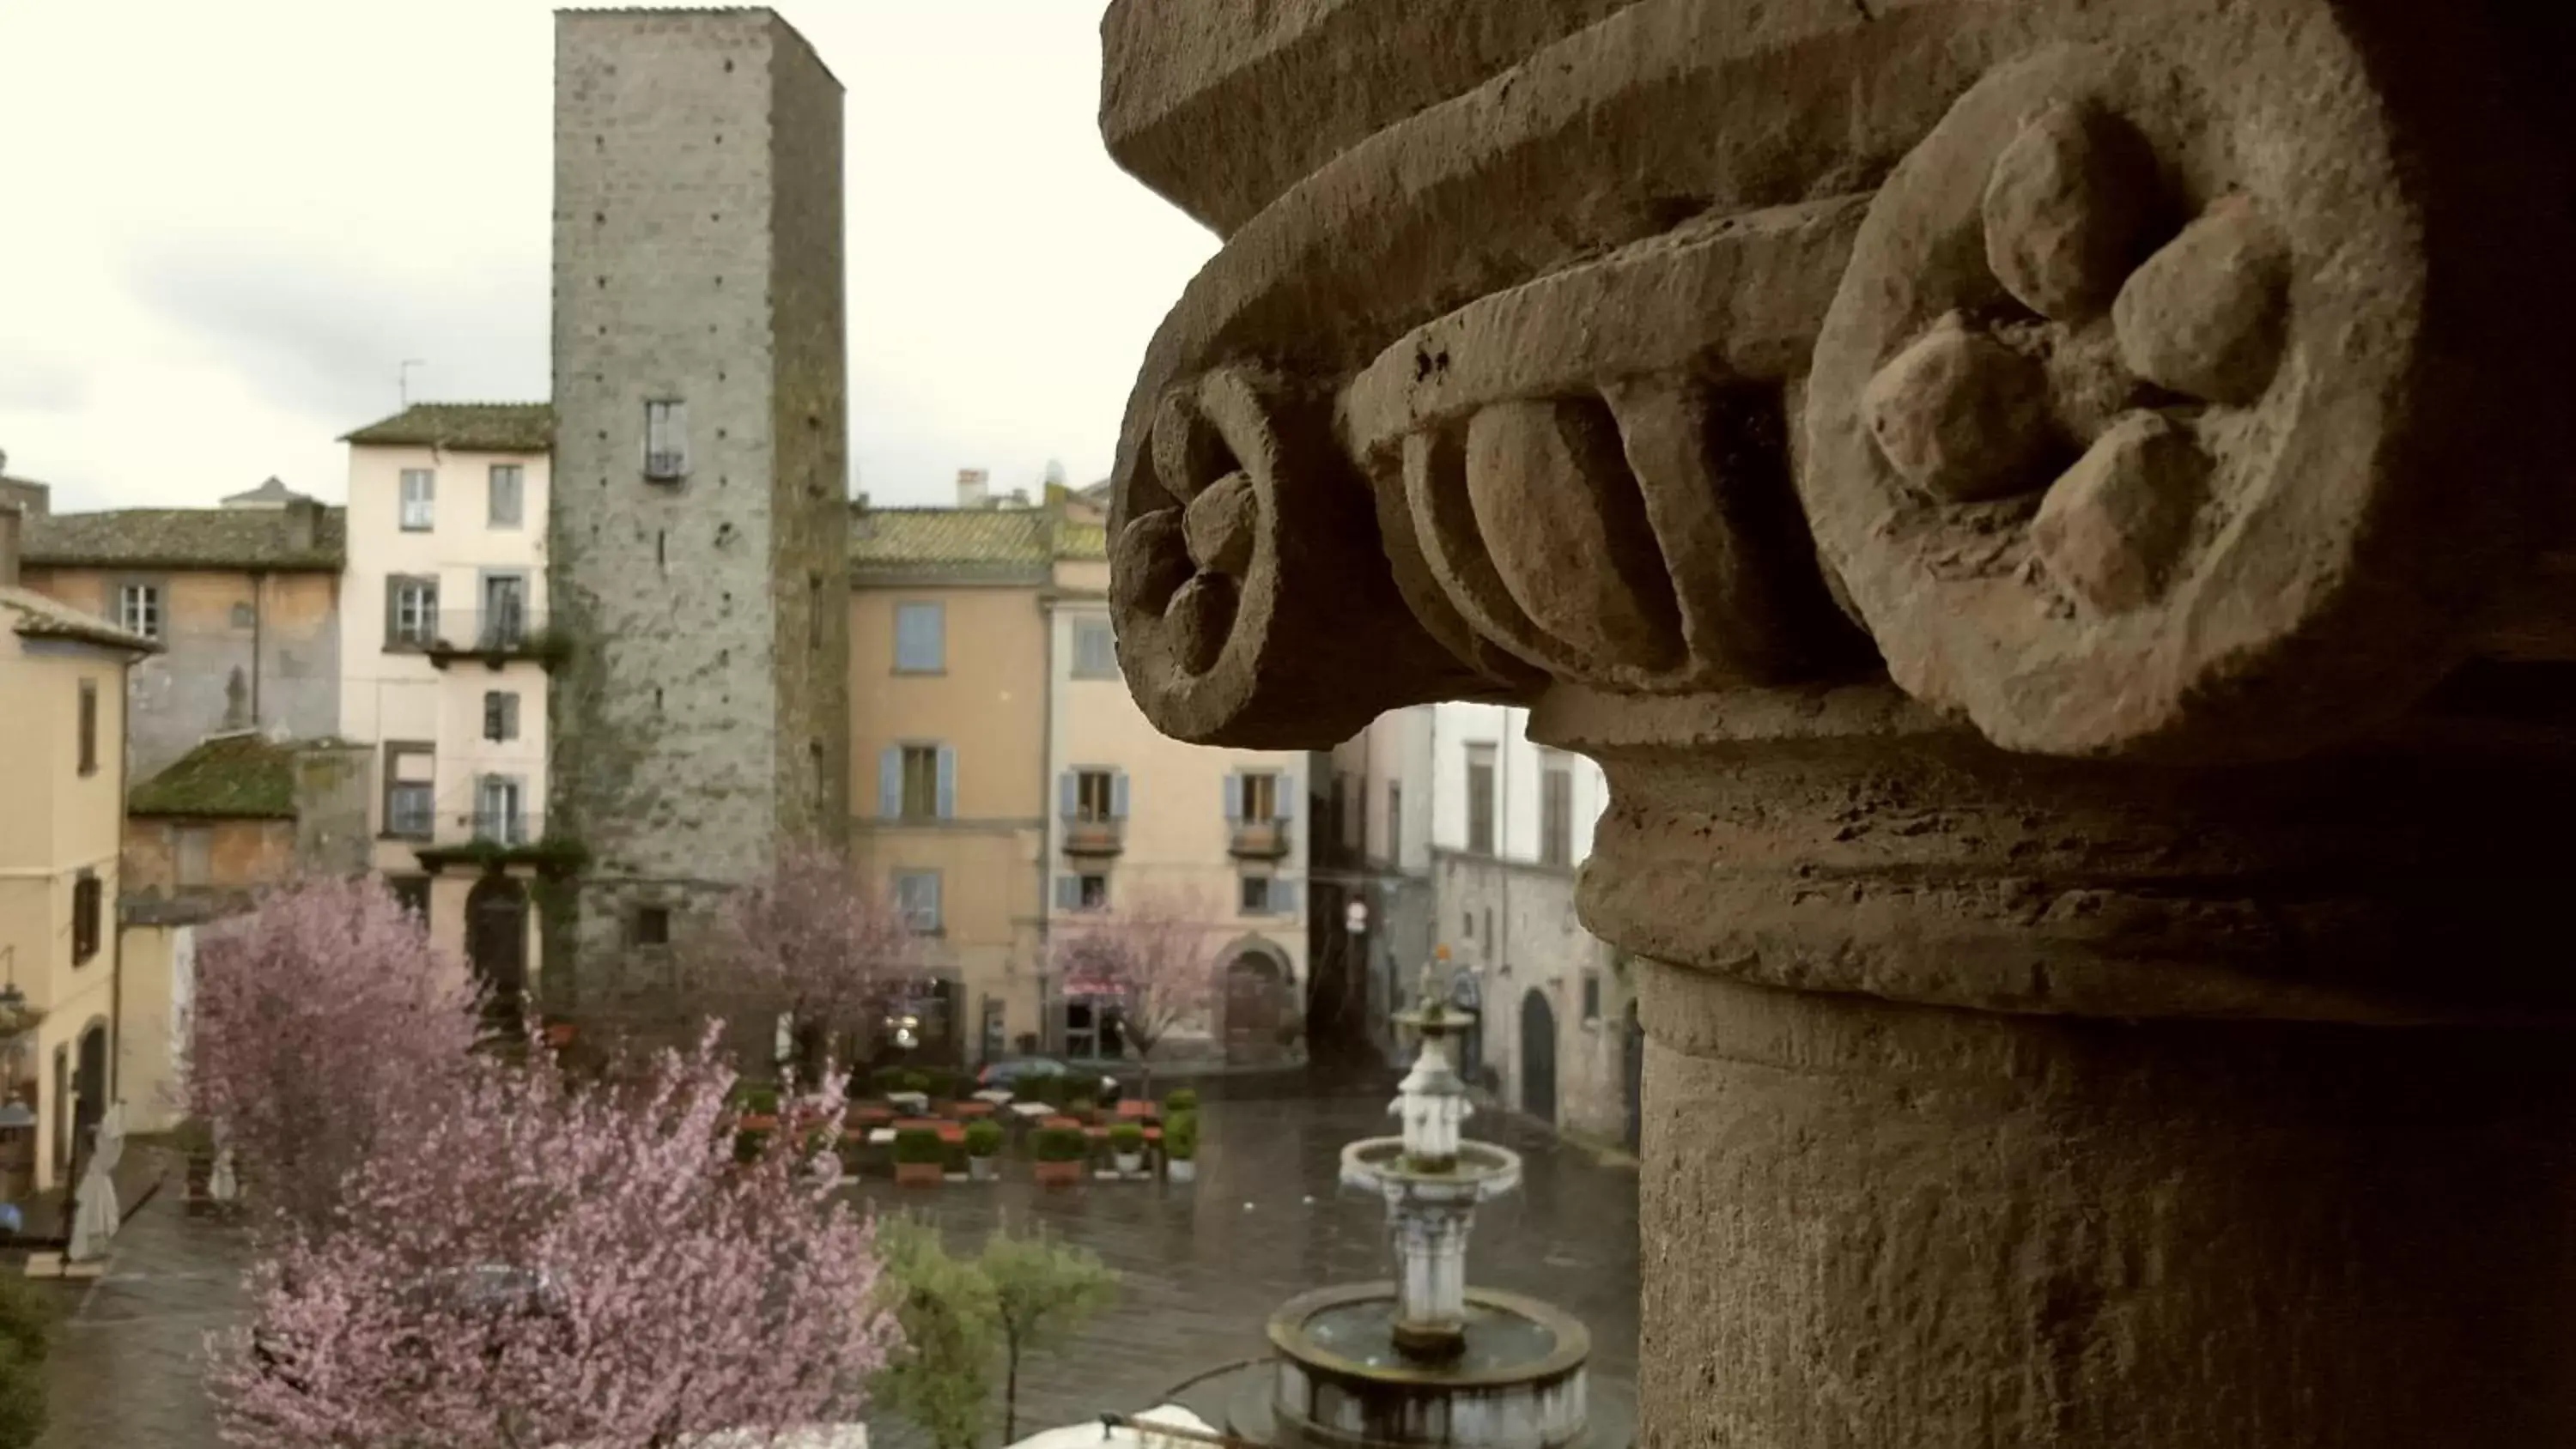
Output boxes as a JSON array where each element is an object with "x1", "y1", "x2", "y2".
[
  {"x1": 1036, "y1": 588, "x2": 1057, "y2": 1059},
  {"x1": 250, "y1": 570, "x2": 267, "y2": 727}
]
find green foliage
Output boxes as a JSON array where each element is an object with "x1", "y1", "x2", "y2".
[
  {"x1": 1107, "y1": 1123, "x2": 1145, "y2": 1152},
  {"x1": 1017, "y1": 1074, "x2": 1066, "y2": 1108},
  {"x1": 1162, "y1": 1088, "x2": 1198, "y2": 1113},
  {"x1": 963, "y1": 1121, "x2": 1005, "y2": 1158},
  {"x1": 729, "y1": 1083, "x2": 781, "y2": 1117},
  {"x1": 869, "y1": 1065, "x2": 913, "y2": 1097},
  {"x1": 980, "y1": 1225, "x2": 1119, "y2": 1442},
  {"x1": 0, "y1": 1273, "x2": 50, "y2": 1448},
  {"x1": 896, "y1": 1070, "x2": 933, "y2": 1096},
  {"x1": 894, "y1": 1127, "x2": 947, "y2": 1165},
  {"x1": 1163, "y1": 1111, "x2": 1199, "y2": 1161},
  {"x1": 872, "y1": 1216, "x2": 1000, "y2": 1449},
  {"x1": 1031, "y1": 1127, "x2": 1087, "y2": 1163},
  {"x1": 732, "y1": 1127, "x2": 771, "y2": 1164},
  {"x1": 1066, "y1": 1095, "x2": 1097, "y2": 1119}
]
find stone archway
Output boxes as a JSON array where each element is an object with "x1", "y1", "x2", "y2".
[
  {"x1": 1221, "y1": 943, "x2": 1293, "y2": 1065},
  {"x1": 1518, "y1": 989, "x2": 1557, "y2": 1124},
  {"x1": 465, "y1": 876, "x2": 530, "y2": 1031}
]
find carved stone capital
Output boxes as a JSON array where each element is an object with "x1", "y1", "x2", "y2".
[{"x1": 1103, "y1": 0, "x2": 2576, "y2": 761}]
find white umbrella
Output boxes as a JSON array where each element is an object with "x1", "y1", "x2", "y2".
[
  {"x1": 1004, "y1": 1404, "x2": 1215, "y2": 1449},
  {"x1": 67, "y1": 1103, "x2": 125, "y2": 1263}
]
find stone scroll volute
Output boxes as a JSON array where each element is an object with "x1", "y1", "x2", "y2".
[{"x1": 1104, "y1": 0, "x2": 2576, "y2": 761}]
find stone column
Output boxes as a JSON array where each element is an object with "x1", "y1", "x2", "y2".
[{"x1": 1097, "y1": 1, "x2": 2576, "y2": 1442}]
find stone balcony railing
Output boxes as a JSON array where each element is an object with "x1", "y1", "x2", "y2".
[
  {"x1": 1062, "y1": 816, "x2": 1126, "y2": 857},
  {"x1": 1229, "y1": 819, "x2": 1291, "y2": 860}
]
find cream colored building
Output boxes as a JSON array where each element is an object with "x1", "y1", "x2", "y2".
[
  {"x1": 1046, "y1": 522, "x2": 1310, "y2": 1065},
  {"x1": 0, "y1": 512, "x2": 157, "y2": 1193},
  {"x1": 848, "y1": 488, "x2": 1055, "y2": 1063},
  {"x1": 336, "y1": 404, "x2": 553, "y2": 1012}
]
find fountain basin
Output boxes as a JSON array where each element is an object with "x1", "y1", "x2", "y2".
[
  {"x1": 1340, "y1": 1139, "x2": 1522, "y2": 1203},
  {"x1": 1236, "y1": 1283, "x2": 1591, "y2": 1449}
]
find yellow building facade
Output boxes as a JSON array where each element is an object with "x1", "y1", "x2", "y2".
[{"x1": 0, "y1": 571, "x2": 155, "y2": 1193}]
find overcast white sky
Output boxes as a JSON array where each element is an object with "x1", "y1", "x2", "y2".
[{"x1": 0, "y1": 1, "x2": 1216, "y2": 514}]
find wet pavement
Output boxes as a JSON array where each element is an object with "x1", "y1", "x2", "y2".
[{"x1": 37, "y1": 1086, "x2": 1639, "y2": 1449}]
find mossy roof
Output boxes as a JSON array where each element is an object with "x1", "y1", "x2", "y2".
[
  {"x1": 340, "y1": 403, "x2": 554, "y2": 453},
  {"x1": 128, "y1": 733, "x2": 298, "y2": 819},
  {"x1": 21, "y1": 505, "x2": 344, "y2": 572},
  {"x1": 848, "y1": 506, "x2": 1106, "y2": 574}
]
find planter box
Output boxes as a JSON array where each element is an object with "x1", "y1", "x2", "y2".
[
  {"x1": 1167, "y1": 1159, "x2": 1198, "y2": 1184},
  {"x1": 1112, "y1": 1152, "x2": 1147, "y2": 1177},
  {"x1": 894, "y1": 1161, "x2": 945, "y2": 1187},
  {"x1": 968, "y1": 1156, "x2": 999, "y2": 1182},
  {"x1": 1033, "y1": 1159, "x2": 1083, "y2": 1187}
]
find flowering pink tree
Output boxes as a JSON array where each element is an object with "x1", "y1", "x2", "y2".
[
  {"x1": 185, "y1": 874, "x2": 483, "y2": 1240},
  {"x1": 208, "y1": 1027, "x2": 898, "y2": 1449},
  {"x1": 720, "y1": 842, "x2": 920, "y2": 1078},
  {"x1": 1048, "y1": 889, "x2": 1218, "y2": 1092}
]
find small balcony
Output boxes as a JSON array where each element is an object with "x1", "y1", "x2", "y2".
[
  {"x1": 1062, "y1": 815, "x2": 1125, "y2": 858},
  {"x1": 1230, "y1": 818, "x2": 1293, "y2": 860},
  {"x1": 416, "y1": 607, "x2": 568, "y2": 671}
]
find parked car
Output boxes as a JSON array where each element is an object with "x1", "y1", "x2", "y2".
[{"x1": 976, "y1": 1056, "x2": 1121, "y2": 1105}]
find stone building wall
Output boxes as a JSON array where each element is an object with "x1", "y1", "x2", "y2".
[
  {"x1": 547, "y1": 8, "x2": 849, "y2": 1024},
  {"x1": 1431, "y1": 849, "x2": 1632, "y2": 1145},
  {"x1": 24, "y1": 566, "x2": 339, "y2": 779}
]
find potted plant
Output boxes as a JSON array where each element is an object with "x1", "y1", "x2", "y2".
[
  {"x1": 1163, "y1": 1111, "x2": 1199, "y2": 1184},
  {"x1": 1163, "y1": 1088, "x2": 1199, "y2": 1115},
  {"x1": 1107, "y1": 1123, "x2": 1148, "y2": 1178},
  {"x1": 890, "y1": 1070, "x2": 933, "y2": 1116},
  {"x1": 964, "y1": 1120, "x2": 1005, "y2": 1181},
  {"x1": 893, "y1": 1126, "x2": 948, "y2": 1186},
  {"x1": 1066, "y1": 1094, "x2": 1098, "y2": 1125},
  {"x1": 1031, "y1": 1126, "x2": 1086, "y2": 1186}
]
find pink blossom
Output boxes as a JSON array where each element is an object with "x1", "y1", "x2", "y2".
[
  {"x1": 1048, "y1": 888, "x2": 1221, "y2": 1087},
  {"x1": 185, "y1": 874, "x2": 484, "y2": 1240},
  {"x1": 719, "y1": 842, "x2": 920, "y2": 1071},
  {"x1": 208, "y1": 1027, "x2": 898, "y2": 1449}
]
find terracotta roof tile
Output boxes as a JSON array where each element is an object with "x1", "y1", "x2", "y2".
[
  {"x1": 0, "y1": 586, "x2": 161, "y2": 653},
  {"x1": 21, "y1": 504, "x2": 344, "y2": 572},
  {"x1": 341, "y1": 403, "x2": 553, "y2": 453}
]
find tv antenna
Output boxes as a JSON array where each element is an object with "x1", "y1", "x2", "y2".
[{"x1": 398, "y1": 360, "x2": 428, "y2": 408}]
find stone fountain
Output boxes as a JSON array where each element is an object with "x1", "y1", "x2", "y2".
[{"x1": 1230, "y1": 967, "x2": 1590, "y2": 1449}]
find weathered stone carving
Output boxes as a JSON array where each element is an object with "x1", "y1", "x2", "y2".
[
  {"x1": 1803, "y1": 38, "x2": 2570, "y2": 760},
  {"x1": 1102, "y1": 3, "x2": 2576, "y2": 1434},
  {"x1": 1111, "y1": 365, "x2": 1481, "y2": 746}
]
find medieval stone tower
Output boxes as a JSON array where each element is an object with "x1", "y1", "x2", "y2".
[{"x1": 548, "y1": 8, "x2": 851, "y2": 1026}]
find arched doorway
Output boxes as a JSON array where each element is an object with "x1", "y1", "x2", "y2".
[
  {"x1": 72, "y1": 1022, "x2": 108, "y2": 1174},
  {"x1": 1623, "y1": 1000, "x2": 1644, "y2": 1152},
  {"x1": 1519, "y1": 989, "x2": 1557, "y2": 1123},
  {"x1": 466, "y1": 877, "x2": 531, "y2": 1032},
  {"x1": 1223, "y1": 948, "x2": 1291, "y2": 1065}
]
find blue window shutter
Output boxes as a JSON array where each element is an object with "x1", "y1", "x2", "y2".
[
  {"x1": 1059, "y1": 772, "x2": 1078, "y2": 818},
  {"x1": 1276, "y1": 779, "x2": 1296, "y2": 822},
  {"x1": 1275, "y1": 879, "x2": 1302, "y2": 916},
  {"x1": 878, "y1": 747, "x2": 902, "y2": 819},
  {"x1": 1224, "y1": 772, "x2": 1242, "y2": 821},
  {"x1": 1054, "y1": 875, "x2": 1078, "y2": 910},
  {"x1": 925, "y1": 875, "x2": 943, "y2": 931},
  {"x1": 1111, "y1": 773, "x2": 1130, "y2": 819},
  {"x1": 936, "y1": 746, "x2": 957, "y2": 819}
]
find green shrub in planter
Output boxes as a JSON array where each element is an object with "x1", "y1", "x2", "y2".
[
  {"x1": 1032, "y1": 1127, "x2": 1088, "y2": 1163},
  {"x1": 1163, "y1": 1112, "x2": 1200, "y2": 1161},
  {"x1": 1021, "y1": 1073, "x2": 1066, "y2": 1107},
  {"x1": 893, "y1": 1127, "x2": 947, "y2": 1166},
  {"x1": 1107, "y1": 1124, "x2": 1145, "y2": 1153},
  {"x1": 870, "y1": 1064, "x2": 912, "y2": 1096},
  {"x1": 1067, "y1": 1095, "x2": 1098, "y2": 1120},
  {"x1": 964, "y1": 1121, "x2": 1005, "y2": 1158},
  {"x1": 896, "y1": 1070, "x2": 933, "y2": 1096},
  {"x1": 1163, "y1": 1088, "x2": 1199, "y2": 1113}
]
